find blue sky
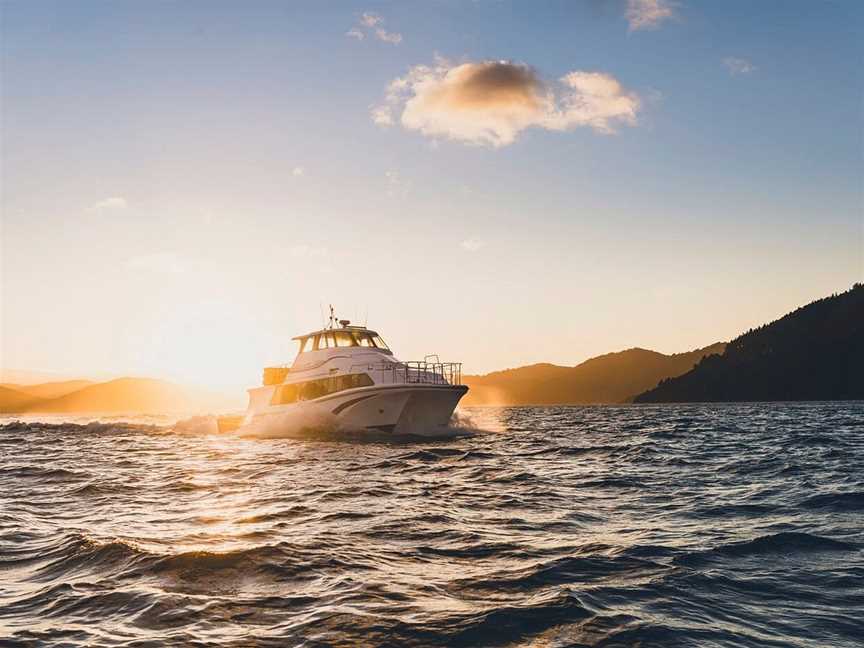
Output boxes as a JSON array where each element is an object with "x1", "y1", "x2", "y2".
[{"x1": 2, "y1": 1, "x2": 862, "y2": 388}]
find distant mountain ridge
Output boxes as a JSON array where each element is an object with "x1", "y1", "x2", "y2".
[
  {"x1": 0, "y1": 378, "x2": 227, "y2": 414},
  {"x1": 6, "y1": 285, "x2": 858, "y2": 412},
  {"x1": 635, "y1": 284, "x2": 864, "y2": 403},
  {"x1": 0, "y1": 380, "x2": 94, "y2": 400},
  {"x1": 462, "y1": 343, "x2": 726, "y2": 406}
]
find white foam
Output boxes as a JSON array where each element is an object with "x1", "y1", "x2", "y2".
[
  {"x1": 171, "y1": 407, "x2": 480, "y2": 441},
  {"x1": 171, "y1": 415, "x2": 220, "y2": 436},
  {"x1": 233, "y1": 405, "x2": 341, "y2": 440}
]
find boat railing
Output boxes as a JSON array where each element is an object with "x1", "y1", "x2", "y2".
[{"x1": 349, "y1": 361, "x2": 463, "y2": 386}]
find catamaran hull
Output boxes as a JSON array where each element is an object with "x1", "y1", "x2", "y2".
[{"x1": 246, "y1": 384, "x2": 468, "y2": 436}]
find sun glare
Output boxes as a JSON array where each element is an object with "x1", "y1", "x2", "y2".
[{"x1": 133, "y1": 300, "x2": 280, "y2": 392}]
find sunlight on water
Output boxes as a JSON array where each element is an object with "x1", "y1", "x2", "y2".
[{"x1": 1, "y1": 403, "x2": 863, "y2": 647}]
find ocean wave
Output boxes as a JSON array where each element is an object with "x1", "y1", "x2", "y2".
[
  {"x1": 800, "y1": 491, "x2": 864, "y2": 512},
  {"x1": 440, "y1": 590, "x2": 593, "y2": 647},
  {"x1": 28, "y1": 535, "x2": 147, "y2": 582},
  {"x1": 2, "y1": 403, "x2": 863, "y2": 647},
  {"x1": 396, "y1": 447, "x2": 466, "y2": 461},
  {"x1": 0, "y1": 465, "x2": 90, "y2": 481},
  {"x1": 236, "y1": 507, "x2": 314, "y2": 525},
  {"x1": 453, "y1": 554, "x2": 672, "y2": 595},
  {"x1": 675, "y1": 532, "x2": 859, "y2": 567}
]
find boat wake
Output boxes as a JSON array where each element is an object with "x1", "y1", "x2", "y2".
[{"x1": 171, "y1": 408, "x2": 480, "y2": 441}]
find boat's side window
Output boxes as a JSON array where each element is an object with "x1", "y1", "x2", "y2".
[
  {"x1": 271, "y1": 383, "x2": 299, "y2": 405},
  {"x1": 314, "y1": 334, "x2": 327, "y2": 351},
  {"x1": 299, "y1": 337, "x2": 312, "y2": 353},
  {"x1": 334, "y1": 331, "x2": 357, "y2": 347},
  {"x1": 325, "y1": 332, "x2": 336, "y2": 348},
  {"x1": 336, "y1": 373, "x2": 373, "y2": 391},
  {"x1": 299, "y1": 380, "x2": 325, "y2": 400},
  {"x1": 284, "y1": 373, "x2": 375, "y2": 404}
]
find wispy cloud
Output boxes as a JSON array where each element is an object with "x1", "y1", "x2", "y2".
[
  {"x1": 88, "y1": 196, "x2": 128, "y2": 212},
  {"x1": 374, "y1": 27, "x2": 402, "y2": 44},
  {"x1": 360, "y1": 12, "x2": 382, "y2": 28},
  {"x1": 385, "y1": 170, "x2": 411, "y2": 198},
  {"x1": 292, "y1": 166, "x2": 305, "y2": 177},
  {"x1": 626, "y1": 0, "x2": 677, "y2": 32},
  {"x1": 723, "y1": 57, "x2": 756, "y2": 76},
  {"x1": 460, "y1": 238, "x2": 485, "y2": 252},
  {"x1": 373, "y1": 58, "x2": 641, "y2": 148},
  {"x1": 347, "y1": 11, "x2": 402, "y2": 45},
  {"x1": 371, "y1": 104, "x2": 394, "y2": 126}
]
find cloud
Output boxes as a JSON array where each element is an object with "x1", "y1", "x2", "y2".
[
  {"x1": 89, "y1": 196, "x2": 128, "y2": 212},
  {"x1": 723, "y1": 57, "x2": 756, "y2": 76},
  {"x1": 374, "y1": 28, "x2": 402, "y2": 44},
  {"x1": 371, "y1": 104, "x2": 394, "y2": 126},
  {"x1": 360, "y1": 12, "x2": 382, "y2": 27},
  {"x1": 385, "y1": 170, "x2": 410, "y2": 198},
  {"x1": 460, "y1": 238, "x2": 485, "y2": 252},
  {"x1": 292, "y1": 166, "x2": 305, "y2": 177},
  {"x1": 347, "y1": 11, "x2": 402, "y2": 45},
  {"x1": 626, "y1": 0, "x2": 677, "y2": 31},
  {"x1": 373, "y1": 58, "x2": 641, "y2": 147}
]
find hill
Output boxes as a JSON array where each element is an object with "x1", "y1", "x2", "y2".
[
  {"x1": 0, "y1": 377, "x2": 228, "y2": 414},
  {"x1": 0, "y1": 380, "x2": 94, "y2": 400},
  {"x1": 0, "y1": 386, "x2": 42, "y2": 413},
  {"x1": 634, "y1": 284, "x2": 864, "y2": 403},
  {"x1": 462, "y1": 343, "x2": 726, "y2": 405}
]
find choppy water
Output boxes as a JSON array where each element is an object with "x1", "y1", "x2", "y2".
[{"x1": 2, "y1": 403, "x2": 863, "y2": 647}]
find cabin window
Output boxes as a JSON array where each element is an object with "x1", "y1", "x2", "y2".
[
  {"x1": 270, "y1": 373, "x2": 374, "y2": 405},
  {"x1": 337, "y1": 373, "x2": 374, "y2": 390},
  {"x1": 299, "y1": 337, "x2": 312, "y2": 353},
  {"x1": 273, "y1": 383, "x2": 299, "y2": 405},
  {"x1": 372, "y1": 335, "x2": 390, "y2": 351},
  {"x1": 356, "y1": 332, "x2": 375, "y2": 347},
  {"x1": 314, "y1": 334, "x2": 328, "y2": 350},
  {"x1": 334, "y1": 331, "x2": 357, "y2": 347},
  {"x1": 299, "y1": 380, "x2": 326, "y2": 400}
]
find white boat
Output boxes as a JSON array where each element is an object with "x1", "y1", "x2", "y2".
[{"x1": 240, "y1": 310, "x2": 468, "y2": 436}]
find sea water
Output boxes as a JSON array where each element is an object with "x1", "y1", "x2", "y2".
[{"x1": 1, "y1": 403, "x2": 862, "y2": 646}]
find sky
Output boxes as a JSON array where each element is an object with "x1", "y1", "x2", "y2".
[{"x1": 2, "y1": 0, "x2": 862, "y2": 392}]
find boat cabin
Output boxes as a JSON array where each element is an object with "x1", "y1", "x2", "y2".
[
  {"x1": 292, "y1": 326, "x2": 391, "y2": 356},
  {"x1": 261, "y1": 317, "x2": 396, "y2": 386}
]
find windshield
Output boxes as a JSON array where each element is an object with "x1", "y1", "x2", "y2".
[
  {"x1": 299, "y1": 330, "x2": 390, "y2": 353},
  {"x1": 354, "y1": 331, "x2": 388, "y2": 349},
  {"x1": 356, "y1": 332, "x2": 375, "y2": 347},
  {"x1": 372, "y1": 335, "x2": 390, "y2": 351},
  {"x1": 334, "y1": 331, "x2": 357, "y2": 347}
]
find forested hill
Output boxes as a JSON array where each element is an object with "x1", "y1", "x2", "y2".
[
  {"x1": 462, "y1": 343, "x2": 725, "y2": 405},
  {"x1": 635, "y1": 284, "x2": 864, "y2": 403}
]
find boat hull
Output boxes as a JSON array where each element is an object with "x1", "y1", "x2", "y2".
[{"x1": 246, "y1": 384, "x2": 468, "y2": 436}]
